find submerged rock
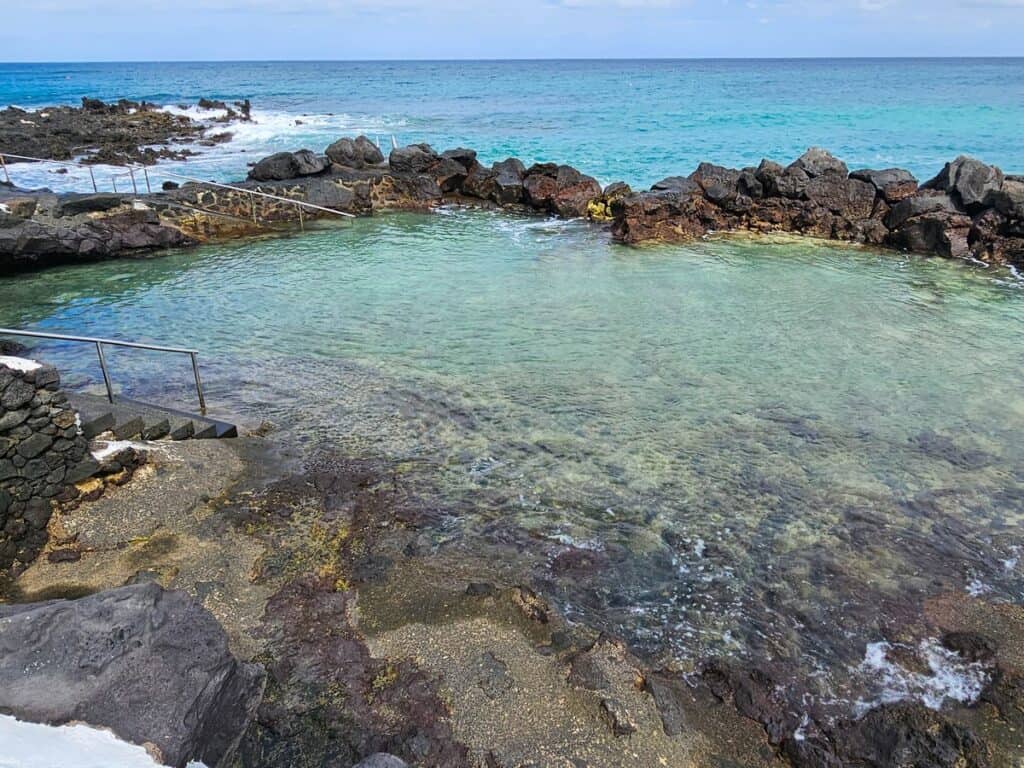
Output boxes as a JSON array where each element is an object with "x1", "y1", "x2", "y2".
[{"x1": 0, "y1": 582, "x2": 264, "y2": 768}]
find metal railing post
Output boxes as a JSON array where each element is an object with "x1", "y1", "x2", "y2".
[
  {"x1": 112, "y1": 177, "x2": 118, "y2": 193},
  {"x1": 129, "y1": 168, "x2": 138, "y2": 195},
  {"x1": 143, "y1": 167, "x2": 151, "y2": 194},
  {"x1": 190, "y1": 352, "x2": 206, "y2": 413},
  {"x1": 0, "y1": 154, "x2": 9, "y2": 185},
  {"x1": 250, "y1": 191, "x2": 258, "y2": 224},
  {"x1": 95, "y1": 341, "x2": 114, "y2": 404},
  {"x1": 88, "y1": 166, "x2": 97, "y2": 193},
  {"x1": 297, "y1": 202, "x2": 304, "y2": 232}
]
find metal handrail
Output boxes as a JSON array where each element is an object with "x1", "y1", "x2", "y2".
[{"x1": 0, "y1": 328, "x2": 206, "y2": 413}]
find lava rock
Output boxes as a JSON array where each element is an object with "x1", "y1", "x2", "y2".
[
  {"x1": 790, "y1": 147, "x2": 849, "y2": 178},
  {"x1": 924, "y1": 155, "x2": 1005, "y2": 211},
  {"x1": 0, "y1": 582, "x2": 264, "y2": 768},
  {"x1": 389, "y1": 143, "x2": 440, "y2": 174},
  {"x1": 248, "y1": 150, "x2": 328, "y2": 182},
  {"x1": 325, "y1": 135, "x2": 385, "y2": 169},
  {"x1": 850, "y1": 168, "x2": 919, "y2": 203}
]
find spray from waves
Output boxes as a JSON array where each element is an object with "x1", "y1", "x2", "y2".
[{"x1": 3, "y1": 104, "x2": 410, "y2": 194}]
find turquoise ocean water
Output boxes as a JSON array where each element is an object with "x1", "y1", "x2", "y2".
[
  {"x1": 2, "y1": 59, "x2": 1023, "y2": 188},
  {"x1": 2, "y1": 60, "x2": 1023, "y2": 718}
]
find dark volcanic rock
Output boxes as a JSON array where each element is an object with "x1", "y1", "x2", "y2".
[
  {"x1": 491, "y1": 158, "x2": 527, "y2": 205},
  {"x1": 325, "y1": 135, "x2": 385, "y2": 169},
  {"x1": 850, "y1": 168, "x2": 919, "y2": 203},
  {"x1": 389, "y1": 143, "x2": 440, "y2": 174},
  {"x1": 651, "y1": 176, "x2": 701, "y2": 197},
  {"x1": 522, "y1": 163, "x2": 602, "y2": 216},
  {"x1": 0, "y1": 582, "x2": 264, "y2": 768},
  {"x1": 884, "y1": 192, "x2": 962, "y2": 230},
  {"x1": 985, "y1": 178, "x2": 1024, "y2": 219},
  {"x1": 441, "y1": 148, "x2": 480, "y2": 174},
  {"x1": 924, "y1": 155, "x2": 1005, "y2": 211},
  {"x1": 55, "y1": 193, "x2": 126, "y2": 217},
  {"x1": 790, "y1": 147, "x2": 849, "y2": 178},
  {"x1": 804, "y1": 174, "x2": 876, "y2": 219},
  {"x1": 248, "y1": 150, "x2": 328, "y2": 182}
]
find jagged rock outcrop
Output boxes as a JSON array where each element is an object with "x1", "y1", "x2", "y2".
[
  {"x1": 0, "y1": 582, "x2": 265, "y2": 768},
  {"x1": 611, "y1": 149, "x2": 1024, "y2": 268}
]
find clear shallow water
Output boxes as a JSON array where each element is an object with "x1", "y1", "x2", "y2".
[
  {"x1": 2, "y1": 59, "x2": 1023, "y2": 192},
  {"x1": 1, "y1": 211, "x2": 1023, "y2": 714}
]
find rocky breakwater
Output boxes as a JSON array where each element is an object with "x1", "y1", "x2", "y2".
[
  {"x1": 0, "y1": 356, "x2": 94, "y2": 573},
  {"x1": 0, "y1": 135, "x2": 609, "y2": 271},
  {"x1": 0, "y1": 581, "x2": 265, "y2": 768},
  {"x1": 611, "y1": 149, "x2": 1024, "y2": 268}
]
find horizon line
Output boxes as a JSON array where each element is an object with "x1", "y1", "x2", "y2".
[{"x1": 3, "y1": 55, "x2": 1024, "y2": 65}]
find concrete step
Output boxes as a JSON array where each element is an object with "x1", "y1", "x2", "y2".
[{"x1": 67, "y1": 393, "x2": 238, "y2": 442}]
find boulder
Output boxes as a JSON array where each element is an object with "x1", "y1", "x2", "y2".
[
  {"x1": 0, "y1": 582, "x2": 265, "y2": 768},
  {"x1": 888, "y1": 210, "x2": 972, "y2": 258},
  {"x1": 688, "y1": 162, "x2": 740, "y2": 192},
  {"x1": 884, "y1": 192, "x2": 961, "y2": 230},
  {"x1": 985, "y1": 179, "x2": 1024, "y2": 219},
  {"x1": 521, "y1": 163, "x2": 601, "y2": 216},
  {"x1": 790, "y1": 148, "x2": 849, "y2": 178},
  {"x1": 491, "y1": 158, "x2": 526, "y2": 205},
  {"x1": 431, "y1": 156, "x2": 471, "y2": 193},
  {"x1": 737, "y1": 169, "x2": 764, "y2": 198},
  {"x1": 389, "y1": 143, "x2": 439, "y2": 174},
  {"x1": 850, "y1": 168, "x2": 918, "y2": 203},
  {"x1": 769, "y1": 166, "x2": 810, "y2": 200},
  {"x1": 650, "y1": 176, "x2": 701, "y2": 197},
  {"x1": 923, "y1": 155, "x2": 1004, "y2": 210},
  {"x1": 462, "y1": 167, "x2": 497, "y2": 201},
  {"x1": 804, "y1": 175, "x2": 876, "y2": 219},
  {"x1": 248, "y1": 150, "x2": 327, "y2": 182},
  {"x1": 325, "y1": 135, "x2": 385, "y2": 169},
  {"x1": 441, "y1": 147, "x2": 480, "y2": 175}
]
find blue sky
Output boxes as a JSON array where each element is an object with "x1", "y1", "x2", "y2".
[{"x1": 3, "y1": 0, "x2": 1023, "y2": 61}]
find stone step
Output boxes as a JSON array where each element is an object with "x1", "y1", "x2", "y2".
[{"x1": 66, "y1": 393, "x2": 237, "y2": 443}]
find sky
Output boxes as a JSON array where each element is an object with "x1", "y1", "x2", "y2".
[{"x1": 2, "y1": 0, "x2": 1023, "y2": 61}]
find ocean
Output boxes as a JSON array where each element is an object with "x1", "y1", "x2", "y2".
[{"x1": 1, "y1": 59, "x2": 1023, "y2": 190}]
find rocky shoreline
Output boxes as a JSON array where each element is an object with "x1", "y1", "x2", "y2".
[
  {"x1": 0, "y1": 120, "x2": 1021, "y2": 273},
  {"x1": 2, "y1": 389, "x2": 1022, "y2": 768},
  {"x1": 0, "y1": 97, "x2": 250, "y2": 167}
]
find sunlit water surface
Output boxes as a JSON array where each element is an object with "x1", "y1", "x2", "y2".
[{"x1": 2, "y1": 210, "x2": 1022, "y2": 714}]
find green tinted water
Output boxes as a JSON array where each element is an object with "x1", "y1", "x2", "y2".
[{"x1": 2, "y1": 210, "x2": 1022, "y2": 710}]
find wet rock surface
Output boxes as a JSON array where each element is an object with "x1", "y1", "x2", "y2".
[{"x1": 0, "y1": 581, "x2": 264, "y2": 768}]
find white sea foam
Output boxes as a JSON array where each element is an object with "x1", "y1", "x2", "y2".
[
  {"x1": 854, "y1": 639, "x2": 991, "y2": 715},
  {"x1": 0, "y1": 714, "x2": 208, "y2": 768},
  {"x1": 0, "y1": 356, "x2": 42, "y2": 372},
  {"x1": 91, "y1": 439, "x2": 150, "y2": 461}
]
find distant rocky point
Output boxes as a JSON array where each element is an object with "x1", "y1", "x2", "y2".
[{"x1": 0, "y1": 96, "x2": 250, "y2": 167}]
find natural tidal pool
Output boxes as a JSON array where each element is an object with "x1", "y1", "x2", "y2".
[{"x1": 2, "y1": 209, "x2": 1023, "y2": 717}]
